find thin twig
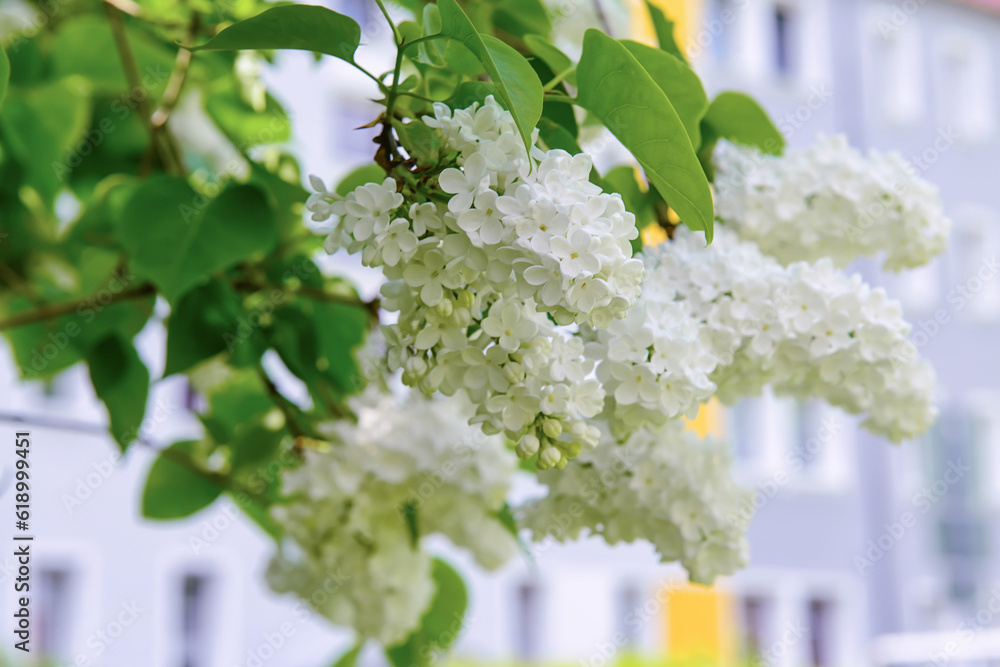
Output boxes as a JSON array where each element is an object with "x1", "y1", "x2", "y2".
[{"x1": 0, "y1": 283, "x2": 156, "y2": 332}]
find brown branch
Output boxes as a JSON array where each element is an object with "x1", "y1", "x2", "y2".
[
  {"x1": 104, "y1": 0, "x2": 184, "y2": 176},
  {"x1": 0, "y1": 283, "x2": 156, "y2": 332}
]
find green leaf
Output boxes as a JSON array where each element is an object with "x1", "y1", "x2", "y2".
[
  {"x1": 329, "y1": 643, "x2": 364, "y2": 667},
  {"x1": 491, "y1": 0, "x2": 552, "y2": 39},
  {"x1": 199, "y1": 369, "x2": 275, "y2": 443},
  {"x1": 524, "y1": 35, "x2": 575, "y2": 87},
  {"x1": 336, "y1": 164, "x2": 388, "y2": 196},
  {"x1": 646, "y1": 1, "x2": 686, "y2": 61},
  {"x1": 0, "y1": 45, "x2": 9, "y2": 110},
  {"x1": 387, "y1": 559, "x2": 468, "y2": 667},
  {"x1": 536, "y1": 116, "x2": 580, "y2": 154},
  {"x1": 120, "y1": 177, "x2": 278, "y2": 303},
  {"x1": 437, "y1": 0, "x2": 543, "y2": 155},
  {"x1": 700, "y1": 91, "x2": 785, "y2": 156},
  {"x1": 620, "y1": 40, "x2": 707, "y2": 148},
  {"x1": 445, "y1": 80, "x2": 498, "y2": 110},
  {"x1": 86, "y1": 335, "x2": 149, "y2": 451},
  {"x1": 164, "y1": 281, "x2": 247, "y2": 376},
  {"x1": 142, "y1": 440, "x2": 223, "y2": 520},
  {"x1": 575, "y1": 30, "x2": 713, "y2": 241},
  {"x1": 0, "y1": 76, "x2": 91, "y2": 206},
  {"x1": 190, "y1": 5, "x2": 361, "y2": 64},
  {"x1": 204, "y1": 78, "x2": 291, "y2": 148},
  {"x1": 50, "y1": 16, "x2": 175, "y2": 96}
]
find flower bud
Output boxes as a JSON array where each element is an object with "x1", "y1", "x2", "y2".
[
  {"x1": 542, "y1": 418, "x2": 563, "y2": 440},
  {"x1": 539, "y1": 446, "x2": 562, "y2": 469},
  {"x1": 456, "y1": 289, "x2": 475, "y2": 309},
  {"x1": 435, "y1": 298, "x2": 454, "y2": 317},
  {"x1": 502, "y1": 363, "x2": 525, "y2": 385},
  {"x1": 516, "y1": 433, "x2": 540, "y2": 458},
  {"x1": 404, "y1": 356, "x2": 428, "y2": 378}
]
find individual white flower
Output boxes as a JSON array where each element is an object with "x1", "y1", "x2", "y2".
[
  {"x1": 439, "y1": 152, "x2": 490, "y2": 213},
  {"x1": 376, "y1": 218, "x2": 418, "y2": 266},
  {"x1": 481, "y1": 299, "x2": 538, "y2": 352}
]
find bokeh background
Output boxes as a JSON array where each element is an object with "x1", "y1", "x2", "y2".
[{"x1": 2, "y1": 0, "x2": 1000, "y2": 665}]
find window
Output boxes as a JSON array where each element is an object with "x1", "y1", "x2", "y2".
[
  {"x1": 178, "y1": 573, "x2": 214, "y2": 667},
  {"x1": 935, "y1": 32, "x2": 994, "y2": 141},
  {"x1": 867, "y1": 7, "x2": 924, "y2": 125},
  {"x1": 740, "y1": 596, "x2": 772, "y2": 662},
  {"x1": 806, "y1": 598, "x2": 835, "y2": 667},
  {"x1": 514, "y1": 581, "x2": 542, "y2": 662},
  {"x1": 950, "y1": 207, "x2": 1000, "y2": 322},
  {"x1": 615, "y1": 582, "x2": 643, "y2": 649},
  {"x1": 773, "y1": 3, "x2": 795, "y2": 76},
  {"x1": 729, "y1": 398, "x2": 764, "y2": 465},
  {"x1": 37, "y1": 567, "x2": 75, "y2": 660},
  {"x1": 792, "y1": 400, "x2": 825, "y2": 473}
]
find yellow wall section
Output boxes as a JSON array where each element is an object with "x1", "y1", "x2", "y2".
[
  {"x1": 626, "y1": 0, "x2": 704, "y2": 52},
  {"x1": 663, "y1": 584, "x2": 736, "y2": 665},
  {"x1": 684, "y1": 397, "x2": 724, "y2": 439}
]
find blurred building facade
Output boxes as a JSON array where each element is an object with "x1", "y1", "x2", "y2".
[{"x1": 4, "y1": 0, "x2": 1000, "y2": 666}]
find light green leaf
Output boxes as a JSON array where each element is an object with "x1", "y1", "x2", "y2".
[
  {"x1": 621, "y1": 40, "x2": 707, "y2": 148},
  {"x1": 120, "y1": 177, "x2": 278, "y2": 303},
  {"x1": 437, "y1": 0, "x2": 543, "y2": 155},
  {"x1": 701, "y1": 91, "x2": 785, "y2": 155},
  {"x1": 142, "y1": 440, "x2": 222, "y2": 520},
  {"x1": 646, "y1": 1, "x2": 686, "y2": 61},
  {"x1": 336, "y1": 164, "x2": 387, "y2": 196},
  {"x1": 86, "y1": 335, "x2": 149, "y2": 451},
  {"x1": 524, "y1": 34, "x2": 575, "y2": 87},
  {"x1": 575, "y1": 30, "x2": 713, "y2": 240},
  {"x1": 387, "y1": 559, "x2": 468, "y2": 667},
  {"x1": 204, "y1": 78, "x2": 291, "y2": 148},
  {"x1": 190, "y1": 5, "x2": 361, "y2": 64},
  {"x1": 0, "y1": 45, "x2": 9, "y2": 110}
]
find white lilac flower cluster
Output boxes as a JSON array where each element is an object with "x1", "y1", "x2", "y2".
[
  {"x1": 266, "y1": 391, "x2": 518, "y2": 644},
  {"x1": 642, "y1": 227, "x2": 938, "y2": 442},
  {"x1": 713, "y1": 136, "x2": 951, "y2": 271},
  {"x1": 521, "y1": 418, "x2": 750, "y2": 584},
  {"x1": 307, "y1": 96, "x2": 643, "y2": 469}
]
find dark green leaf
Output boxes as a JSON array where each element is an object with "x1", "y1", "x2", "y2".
[
  {"x1": 387, "y1": 559, "x2": 468, "y2": 667},
  {"x1": 0, "y1": 45, "x2": 9, "y2": 110},
  {"x1": 142, "y1": 440, "x2": 223, "y2": 520},
  {"x1": 120, "y1": 177, "x2": 278, "y2": 303},
  {"x1": 438, "y1": 0, "x2": 543, "y2": 155},
  {"x1": 524, "y1": 35, "x2": 575, "y2": 86},
  {"x1": 646, "y1": 1, "x2": 686, "y2": 61},
  {"x1": 190, "y1": 5, "x2": 361, "y2": 64},
  {"x1": 536, "y1": 116, "x2": 580, "y2": 154},
  {"x1": 0, "y1": 76, "x2": 91, "y2": 206},
  {"x1": 575, "y1": 30, "x2": 713, "y2": 240},
  {"x1": 621, "y1": 40, "x2": 707, "y2": 147},
  {"x1": 492, "y1": 0, "x2": 552, "y2": 39},
  {"x1": 445, "y1": 80, "x2": 498, "y2": 110},
  {"x1": 86, "y1": 335, "x2": 149, "y2": 451},
  {"x1": 164, "y1": 281, "x2": 247, "y2": 376}
]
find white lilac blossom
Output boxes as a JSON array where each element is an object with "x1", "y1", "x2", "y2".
[
  {"x1": 713, "y1": 136, "x2": 951, "y2": 271},
  {"x1": 307, "y1": 96, "x2": 640, "y2": 469},
  {"x1": 641, "y1": 227, "x2": 938, "y2": 442},
  {"x1": 522, "y1": 418, "x2": 750, "y2": 585},
  {"x1": 266, "y1": 391, "x2": 518, "y2": 644}
]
